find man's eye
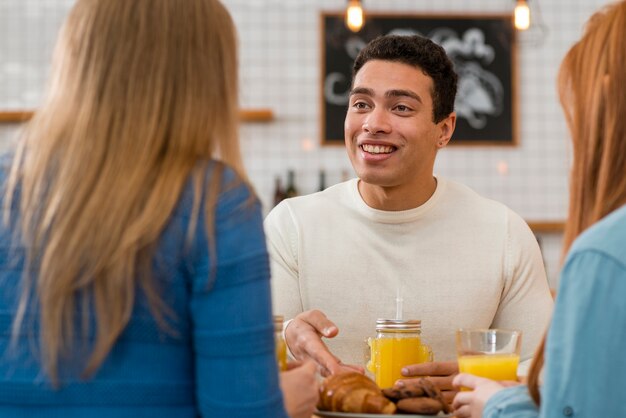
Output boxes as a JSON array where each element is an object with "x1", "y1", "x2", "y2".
[
  {"x1": 352, "y1": 101, "x2": 369, "y2": 110},
  {"x1": 395, "y1": 105, "x2": 411, "y2": 112}
]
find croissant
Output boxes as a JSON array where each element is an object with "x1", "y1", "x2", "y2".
[{"x1": 317, "y1": 372, "x2": 397, "y2": 414}]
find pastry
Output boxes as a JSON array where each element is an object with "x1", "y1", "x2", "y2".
[{"x1": 317, "y1": 372, "x2": 397, "y2": 414}]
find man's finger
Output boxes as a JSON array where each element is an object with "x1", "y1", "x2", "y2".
[
  {"x1": 336, "y1": 363, "x2": 365, "y2": 375},
  {"x1": 425, "y1": 376, "x2": 455, "y2": 390},
  {"x1": 301, "y1": 310, "x2": 339, "y2": 337},
  {"x1": 441, "y1": 390, "x2": 457, "y2": 405},
  {"x1": 395, "y1": 376, "x2": 455, "y2": 390},
  {"x1": 401, "y1": 360, "x2": 458, "y2": 377},
  {"x1": 305, "y1": 341, "x2": 343, "y2": 375}
]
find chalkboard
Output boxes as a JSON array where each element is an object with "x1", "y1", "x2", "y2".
[{"x1": 321, "y1": 13, "x2": 517, "y2": 146}]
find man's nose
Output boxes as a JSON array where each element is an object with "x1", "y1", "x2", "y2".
[{"x1": 362, "y1": 108, "x2": 391, "y2": 134}]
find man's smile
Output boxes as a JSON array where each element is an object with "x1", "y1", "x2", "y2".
[{"x1": 360, "y1": 144, "x2": 396, "y2": 154}]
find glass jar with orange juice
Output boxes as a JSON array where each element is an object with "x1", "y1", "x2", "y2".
[
  {"x1": 366, "y1": 319, "x2": 433, "y2": 388},
  {"x1": 274, "y1": 315, "x2": 287, "y2": 371},
  {"x1": 456, "y1": 328, "x2": 522, "y2": 383}
]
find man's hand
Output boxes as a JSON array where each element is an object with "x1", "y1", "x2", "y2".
[
  {"x1": 397, "y1": 361, "x2": 458, "y2": 405},
  {"x1": 451, "y1": 373, "x2": 519, "y2": 418},
  {"x1": 285, "y1": 310, "x2": 364, "y2": 376},
  {"x1": 280, "y1": 361, "x2": 319, "y2": 418}
]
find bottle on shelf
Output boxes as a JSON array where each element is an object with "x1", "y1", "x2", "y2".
[
  {"x1": 285, "y1": 169, "x2": 298, "y2": 198},
  {"x1": 273, "y1": 176, "x2": 286, "y2": 207},
  {"x1": 318, "y1": 169, "x2": 326, "y2": 192}
]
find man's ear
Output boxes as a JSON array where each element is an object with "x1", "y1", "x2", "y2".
[{"x1": 436, "y1": 112, "x2": 456, "y2": 148}]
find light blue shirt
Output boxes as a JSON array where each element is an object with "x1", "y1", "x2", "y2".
[{"x1": 484, "y1": 204, "x2": 626, "y2": 418}]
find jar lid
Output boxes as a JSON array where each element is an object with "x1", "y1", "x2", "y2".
[
  {"x1": 376, "y1": 318, "x2": 421, "y2": 331},
  {"x1": 273, "y1": 315, "x2": 284, "y2": 331}
]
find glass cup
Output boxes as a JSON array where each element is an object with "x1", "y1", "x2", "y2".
[
  {"x1": 274, "y1": 315, "x2": 287, "y2": 371},
  {"x1": 456, "y1": 328, "x2": 522, "y2": 383}
]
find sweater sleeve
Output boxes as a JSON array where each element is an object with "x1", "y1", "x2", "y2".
[
  {"x1": 186, "y1": 169, "x2": 289, "y2": 418},
  {"x1": 485, "y1": 249, "x2": 626, "y2": 417},
  {"x1": 538, "y1": 250, "x2": 626, "y2": 417},
  {"x1": 264, "y1": 200, "x2": 304, "y2": 321},
  {"x1": 491, "y1": 209, "x2": 553, "y2": 361},
  {"x1": 483, "y1": 385, "x2": 539, "y2": 418}
]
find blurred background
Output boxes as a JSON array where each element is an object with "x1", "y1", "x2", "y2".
[{"x1": 0, "y1": 0, "x2": 613, "y2": 287}]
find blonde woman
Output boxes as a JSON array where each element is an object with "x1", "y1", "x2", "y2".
[
  {"x1": 452, "y1": 1, "x2": 626, "y2": 417},
  {"x1": 0, "y1": 0, "x2": 317, "y2": 417}
]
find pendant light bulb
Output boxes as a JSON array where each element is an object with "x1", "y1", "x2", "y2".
[
  {"x1": 346, "y1": 0, "x2": 364, "y2": 33},
  {"x1": 514, "y1": 0, "x2": 531, "y2": 30}
]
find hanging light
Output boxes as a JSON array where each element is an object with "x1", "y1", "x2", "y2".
[
  {"x1": 345, "y1": 0, "x2": 364, "y2": 33},
  {"x1": 514, "y1": 0, "x2": 531, "y2": 30}
]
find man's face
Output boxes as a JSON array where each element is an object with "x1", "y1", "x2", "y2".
[{"x1": 344, "y1": 59, "x2": 454, "y2": 189}]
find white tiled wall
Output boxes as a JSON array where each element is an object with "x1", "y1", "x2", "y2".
[{"x1": 0, "y1": 0, "x2": 614, "y2": 286}]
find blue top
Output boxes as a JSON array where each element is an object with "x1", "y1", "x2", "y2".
[
  {"x1": 484, "y1": 204, "x2": 626, "y2": 418},
  {"x1": 0, "y1": 161, "x2": 289, "y2": 418}
]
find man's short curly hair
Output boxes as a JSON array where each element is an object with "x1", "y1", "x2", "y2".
[{"x1": 352, "y1": 35, "x2": 458, "y2": 123}]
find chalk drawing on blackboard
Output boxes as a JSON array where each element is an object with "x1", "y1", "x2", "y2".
[
  {"x1": 435, "y1": 28, "x2": 504, "y2": 129},
  {"x1": 321, "y1": 14, "x2": 516, "y2": 146},
  {"x1": 323, "y1": 36, "x2": 365, "y2": 107},
  {"x1": 456, "y1": 62, "x2": 503, "y2": 129},
  {"x1": 324, "y1": 28, "x2": 504, "y2": 131},
  {"x1": 324, "y1": 73, "x2": 350, "y2": 106}
]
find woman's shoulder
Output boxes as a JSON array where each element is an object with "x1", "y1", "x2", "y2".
[
  {"x1": 175, "y1": 160, "x2": 258, "y2": 219},
  {"x1": 568, "y1": 204, "x2": 626, "y2": 266}
]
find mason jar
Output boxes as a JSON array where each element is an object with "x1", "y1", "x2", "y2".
[{"x1": 366, "y1": 319, "x2": 433, "y2": 388}]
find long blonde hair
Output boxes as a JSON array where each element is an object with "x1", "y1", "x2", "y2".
[
  {"x1": 527, "y1": 0, "x2": 626, "y2": 404},
  {"x1": 5, "y1": 0, "x2": 246, "y2": 384}
]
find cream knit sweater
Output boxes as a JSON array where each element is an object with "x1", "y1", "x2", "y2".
[{"x1": 265, "y1": 177, "x2": 553, "y2": 365}]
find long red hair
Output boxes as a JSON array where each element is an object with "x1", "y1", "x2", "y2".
[{"x1": 527, "y1": 0, "x2": 626, "y2": 404}]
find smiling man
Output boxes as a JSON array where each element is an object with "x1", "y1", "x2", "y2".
[
  {"x1": 345, "y1": 58, "x2": 452, "y2": 211},
  {"x1": 264, "y1": 35, "x2": 553, "y2": 403}
]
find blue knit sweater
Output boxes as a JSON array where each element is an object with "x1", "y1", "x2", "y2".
[{"x1": 0, "y1": 162, "x2": 288, "y2": 418}]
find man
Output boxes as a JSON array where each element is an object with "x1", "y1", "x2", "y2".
[{"x1": 265, "y1": 35, "x2": 553, "y2": 402}]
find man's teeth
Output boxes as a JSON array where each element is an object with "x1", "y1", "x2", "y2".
[{"x1": 362, "y1": 144, "x2": 393, "y2": 154}]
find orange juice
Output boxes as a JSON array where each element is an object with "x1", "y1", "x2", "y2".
[
  {"x1": 458, "y1": 353, "x2": 519, "y2": 381},
  {"x1": 274, "y1": 315, "x2": 288, "y2": 371},
  {"x1": 275, "y1": 337, "x2": 287, "y2": 371},
  {"x1": 367, "y1": 336, "x2": 432, "y2": 388}
]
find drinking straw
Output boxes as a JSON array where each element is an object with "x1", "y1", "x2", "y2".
[{"x1": 395, "y1": 285, "x2": 403, "y2": 320}]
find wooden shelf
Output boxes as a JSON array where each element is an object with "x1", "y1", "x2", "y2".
[
  {"x1": 239, "y1": 108, "x2": 274, "y2": 122},
  {"x1": 527, "y1": 221, "x2": 565, "y2": 233},
  {"x1": 0, "y1": 110, "x2": 569, "y2": 237},
  {"x1": 0, "y1": 111, "x2": 32, "y2": 122},
  {"x1": 0, "y1": 108, "x2": 274, "y2": 123}
]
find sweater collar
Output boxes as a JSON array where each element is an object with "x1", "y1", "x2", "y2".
[{"x1": 349, "y1": 176, "x2": 446, "y2": 224}]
